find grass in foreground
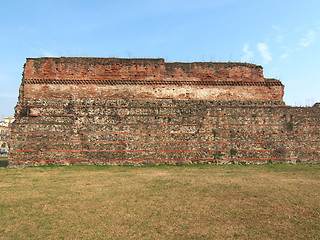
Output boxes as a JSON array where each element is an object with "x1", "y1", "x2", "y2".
[{"x1": 0, "y1": 164, "x2": 319, "y2": 239}]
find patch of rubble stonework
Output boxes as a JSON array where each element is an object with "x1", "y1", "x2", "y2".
[{"x1": 22, "y1": 98, "x2": 286, "y2": 107}]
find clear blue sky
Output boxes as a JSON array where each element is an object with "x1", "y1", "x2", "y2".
[{"x1": 1, "y1": 0, "x2": 319, "y2": 118}]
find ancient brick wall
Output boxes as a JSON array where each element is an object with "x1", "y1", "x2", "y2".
[{"x1": 8, "y1": 58, "x2": 319, "y2": 166}]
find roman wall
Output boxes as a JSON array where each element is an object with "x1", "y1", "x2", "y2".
[{"x1": 8, "y1": 58, "x2": 319, "y2": 166}]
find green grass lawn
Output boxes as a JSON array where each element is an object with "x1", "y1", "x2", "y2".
[{"x1": 0, "y1": 164, "x2": 319, "y2": 239}]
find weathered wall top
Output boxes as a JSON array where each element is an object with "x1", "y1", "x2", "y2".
[{"x1": 23, "y1": 57, "x2": 273, "y2": 84}]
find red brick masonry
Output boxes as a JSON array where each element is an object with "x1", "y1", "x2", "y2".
[{"x1": 9, "y1": 58, "x2": 319, "y2": 166}]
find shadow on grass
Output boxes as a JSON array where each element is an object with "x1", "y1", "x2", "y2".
[{"x1": 0, "y1": 158, "x2": 8, "y2": 167}]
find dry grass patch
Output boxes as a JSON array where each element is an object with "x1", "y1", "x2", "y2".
[{"x1": 0, "y1": 164, "x2": 319, "y2": 239}]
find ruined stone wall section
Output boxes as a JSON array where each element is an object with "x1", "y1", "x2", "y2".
[
  {"x1": 9, "y1": 99, "x2": 320, "y2": 166},
  {"x1": 8, "y1": 58, "x2": 319, "y2": 166}
]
